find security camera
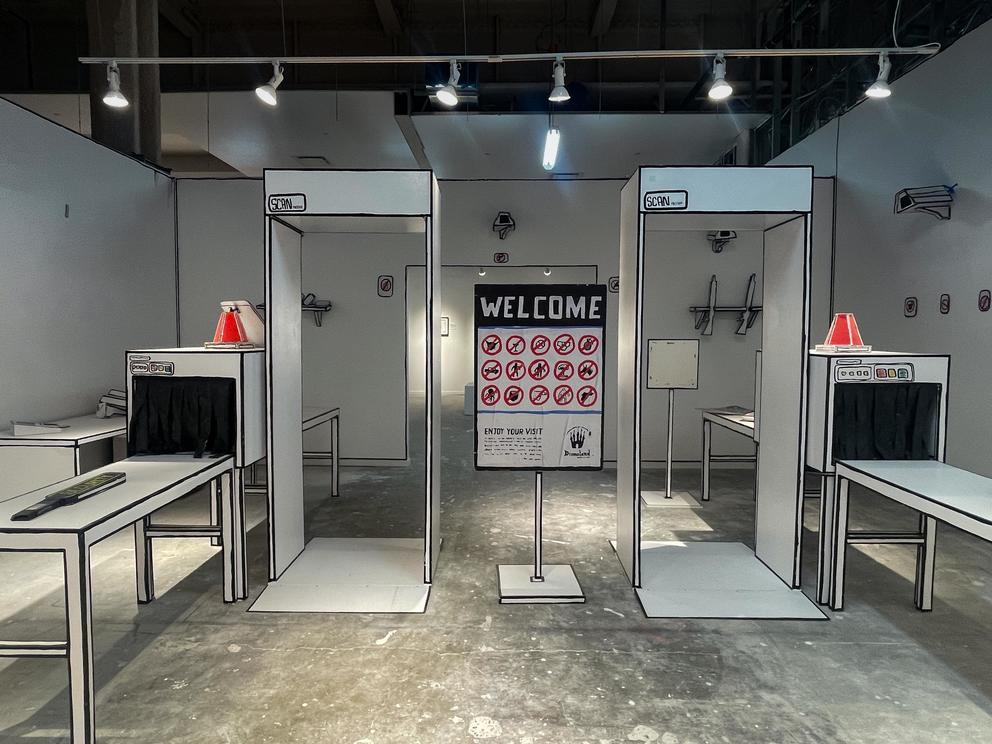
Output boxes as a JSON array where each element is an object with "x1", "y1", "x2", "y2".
[
  {"x1": 893, "y1": 184, "x2": 955, "y2": 220},
  {"x1": 706, "y1": 230, "x2": 737, "y2": 253},
  {"x1": 493, "y1": 211, "x2": 516, "y2": 240}
]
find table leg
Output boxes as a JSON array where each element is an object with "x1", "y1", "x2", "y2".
[
  {"x1": 701, "y1": 419, "x2": 712, "y2": 502},
  {"x1": 915, "y1": 515, "x2": 937, "y2": 611},
  {"x1": 219, "y1": 472, "x2": 235, "y2": 603},
  {"x1": 233, "y1": 467, "x2": 248, "y2": 600},
  {"x1": 134, "y1": 516, "x2": 155, "y2": 604},
  {"x1": 829, "y1": 476, "x2": 850, "y2": 611},
  {"x1": 64, "y1": 538, "x2": 96, "y2": 743},
  {"x1": 209, "y1": 480, "x2": 221, "y2": 547},
  {"x1": 816, "y1": 473, "x2": 835, "y2": 605},
  {"x1": 331, "y1": 416, "x2": 340, "y2": 497}
]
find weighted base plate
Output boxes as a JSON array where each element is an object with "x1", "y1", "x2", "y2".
[{"x1": 497, "y1": 564, "x2": 585, "y2": 604}]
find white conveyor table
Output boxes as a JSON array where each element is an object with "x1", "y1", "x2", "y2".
[
  {"x1": 825, "y1": 460, "x2": 992, "y2": 612},
  {"x1": 700, "y1": 410, "x2": 757, "y2": 502},
  {"x1": 303, "y1": 405, "x2": 341, "y2": 497},
  {"x1": 0, "y1": 454, "x2": 241, "y2": 744},
  {"x1": 0, "y1": 415, "x2": 126, "y2": 500},
  {"x1": 241, "y1": 405, "x2": 340, "y2": 504}
]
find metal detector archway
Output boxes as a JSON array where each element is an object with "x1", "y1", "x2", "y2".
[
  {"x1": 615, "y1": 166, "x2": 822, "y2": 619},
  {"x1": 257, "y1": 169, "x2": 441, "y2": 612}
]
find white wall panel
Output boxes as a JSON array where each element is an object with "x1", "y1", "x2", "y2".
[{"x1": 0, "y1": 98, "x2": 176, "y2": 425}]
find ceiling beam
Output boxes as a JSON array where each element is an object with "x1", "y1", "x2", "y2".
[
  {"x1": 372, "y1": 0, "x2": 402, "y2": 37},
  {"x1": 589, "y1": 0, "x2": 618, "y2": 38}
]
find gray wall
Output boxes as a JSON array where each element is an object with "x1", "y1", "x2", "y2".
[
  {"x1": 0, "y1": 97, "x2": 177, "y2": 424},
  {"x1": 772, "y1": 20, "x2": 992, "y2": 475}
]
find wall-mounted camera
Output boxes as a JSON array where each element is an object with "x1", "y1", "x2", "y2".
[
  {"x1": 706, "y1": 230, "x2": 737, "y2": 253},
  {"x1": 493, "y1": 211, "x2": 516, "y2": 240},
  {"x1": 893, "y1": 184, "x2": 955, "y2": 221}
]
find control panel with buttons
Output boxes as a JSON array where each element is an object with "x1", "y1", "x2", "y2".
[
  {"x1": 129, "y1": 360, "x2": 175, "y2": 376},
  {"x1": 834, "y1": 361, "x2": 914, "y2": 383}
]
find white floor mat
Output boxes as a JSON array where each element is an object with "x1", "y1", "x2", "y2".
[
  {"x1": 249, "y1": 537, "x2": 430, "y2": 614},
  {"x1": 625, "y1": 541, "x2": 825, "y2": 620},
  {"x1": 641, "y1": 490, "x2": 701, "y2": 508}
]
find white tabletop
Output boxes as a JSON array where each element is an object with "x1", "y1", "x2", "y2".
[
  {"x1": 0, "y1": 415, "x2": 126, "y2": 445},
  {"x1": 303, "y1": 405, "x2": 340, "y2": 426},
  {"x1": 0, "y1": 455, "x2": 233, "y2": 533},
  {"x1": 703, "y1": 410, "x2": 756, "y2": 435},
  {"x1": 837, "y1": 460, "x2": 992, "y2": 528}
]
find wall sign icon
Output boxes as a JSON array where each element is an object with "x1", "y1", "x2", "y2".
[
  {"x1": 528, "y1": 359, "x2": 550, "y2": 381},
  {"x1": 506, "y1": 359, "x2": 526, "y2": 380},
  {"x1": 553, "y1": 360, "x2": 574, "y2": 381},
  {"x1": 481, "y1": 334, "x2": 502, "y2": 355},
  {"x1": 504, "y1": 385, "x2": 524, "y2": 406},
  {"x1": 577, "y1": 359, "x2": 599, "y2": 380},
  {"x1": 576, "y1": 385, "x2": 598, "y2": 408},
  {"x1": 553, "y1": 333, "x2": 576, "y2": 355},
  {"x1": 481, "y1": 360, "x2": 502, "y2": 381},
  {"x1": 980, "y1": 290, "x2": 991, "y2": 312},
  {"x1": 530, "y1": 335, "x2": 551, "y2": 355},
  {"x1": 268, "y1": 193, "x2": 307, "y2": 213},
  {"x1": 940, "y1": 293, "x2": 951, "y2": 314},
  {"x1": 377, "y1": 275, "x2": 394, "y2": 297},
  {"x1": 494, "y1": 252, "x2": 510, "y2": 264},
  {"x1": 505, "y1": 335, "x2": 526, "y2": 355},
  {"x1": 608, "y1": 276, "x2": 620, "y2": 293},
  {"x1": 643, "y1": 190, "x2": 688, "y2": 211},
  {"x1": 529, "y1": 385, "x2": 550, "y2": 406},
  {"x1": 480, "y1": 385, "x2": 501, "y2": 406},
  {"x1": 904, "y1": 297, "x2": 918, "y2": 318},
  {"x1": 553, "y1": 385, "x2": 574, "y2": 406},
  {"x1": 578, "y1": 334, "x2": 600, "y2": 355}
]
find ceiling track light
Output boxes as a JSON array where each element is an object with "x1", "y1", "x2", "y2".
[
  {"x1": 255, "y1": 61, "x2": 285, "y2": 106},
  {"x1": 478, "y1": 267, "x2": 487, "y2": 277},
  {"x1": 102, "y1": 62, "x2": 129, "y2": 108},
  {"x1": 708, "y1": 54, "x2": 733, "y2": 101},
  {"x1": 436, "y1": 59, "x2": 461, "y2": 107},
  {"x1": 548, "y1": 57, "x2": 570, "y2": 103},
  {"x1": 542, "y1": 126, "x2": 561, "y2": 171},
  {"x1": 543, "y1": 267, "x2": 552, "y2": 276},
  {"x1": 865, "y1": 52, "x2": 892, "y2": 99}
]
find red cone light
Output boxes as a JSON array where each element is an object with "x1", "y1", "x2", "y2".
[
  {"x1": 208, "y1": 307, "x2": 248, "y2": 346},
  {"x1": 815, "y1": 312, "x2": 871, "y2": 353}
]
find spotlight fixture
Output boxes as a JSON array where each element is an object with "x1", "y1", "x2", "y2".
[
  {"x1": 436, "y1": 59, "x2": 461, "y2": 107},
  {"x1": 548, "y1": 57, "x2": 570, "y2": 103},
  {"x1": 543, "y1": 267, "x2": 552, "y2": 276},
  {"x1": 255, "y1": 62, "x2": 284, "y2": 106},
  {"x1": 707, "y1": 55, "x2": 733, "y2": 101},
  {"x1": 542, "y1": 127, "x2": 561, "y2": 171},
  {"x1": 865, "y1": 52, "x2": 892, "y2": 99},
  {"x1": 102, "y1": 62, "x2": 129, "y2": 108},
  {"x1": 478, "y1": 267, "x2": 487, "y2": 277}
]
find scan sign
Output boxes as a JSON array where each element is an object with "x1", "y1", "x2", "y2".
[{"x1": 475, "y1": 284, "x2": 607, "y2": 471}]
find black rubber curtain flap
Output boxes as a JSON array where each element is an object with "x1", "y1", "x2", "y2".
[{"x1": 128, "y1": 376, "x2": 236, "y2": 458}]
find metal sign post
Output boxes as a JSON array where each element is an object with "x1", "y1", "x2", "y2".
[{"x1": 532, "y1": 471, "x2": 544, "y2": 582}]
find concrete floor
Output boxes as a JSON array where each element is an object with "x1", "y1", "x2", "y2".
[{"x1": 1, "y1": 394, "x2": 991, "y2": 743}]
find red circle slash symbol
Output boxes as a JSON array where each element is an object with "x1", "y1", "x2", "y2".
[
  {"x1": 528, "y1": 359, "x2": 550, "y2": 381},
  {"x1": 577, "y1": 385, "x2": 598, "y2": 408},
  {"x1": 529, "y1": 385, "x2": 550, "y2": 406},
  {"x1": 506, "y1": 359, "x2": 526, "y2": 381},
  {"x1": 480, "y1": 385, "x2": 501, "y2": 406},
  {"x1": 504, "y1": 385, "x2": 524, "y2": 406},
  {"x1": 577, "y1": 360, "x2": 599, "y2": 380},
  {"x1": 481, "y1": 334, "x2": 502, "y2": 355},
  {"x1": 554, "y1": 360, "x2": 574, "y2": 381},
  {"x1": 481, "y1": 360, "x2": 502, "y2": 381},
  {"x1": 531, "y1": 334, "x2": 551, "y2": 355},
  {"x1": 578, "y1": 334, "x2": 600, "y2": 355},
  {"x1": 980, "y1": 290, "x2": 991, "y2": 312},
  {"x1": 553, "y1": 385, "x2": 574, "y2": 406},
  {"x1": 506, "y1": 335, "x2": 527, "y2": 355},
  {"x1": 554, "y1": 333, "x2": 575, "y2": 355}
]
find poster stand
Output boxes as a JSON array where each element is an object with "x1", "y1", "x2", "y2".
[
  {"x1": 497, "y1": 471, "x2": 585, "y2": 604},
  {"x1": 642, "y1": 339, "x2": 700, "y2": 507}
]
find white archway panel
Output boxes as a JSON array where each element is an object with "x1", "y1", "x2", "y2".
[
  {"x1": 265, "y1": 169, "x2": 432, "y2": 216},
  {"x1": 638, "y1": 167, "x2": 812, "y2": 214}
]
